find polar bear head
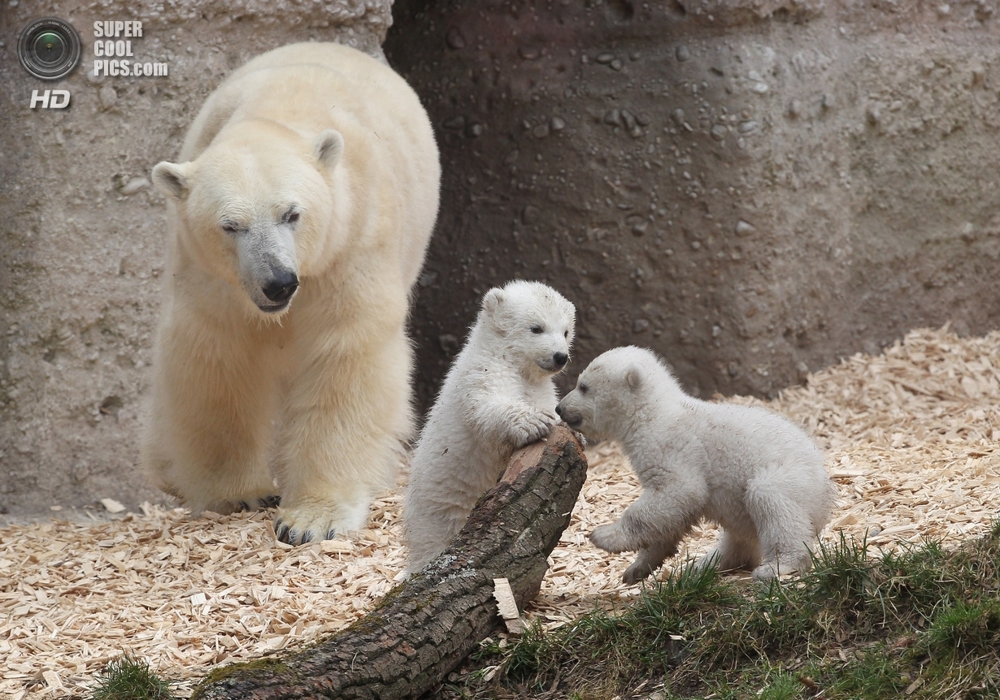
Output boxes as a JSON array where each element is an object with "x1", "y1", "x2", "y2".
[
  {"x1": 151, "y1": 122, "x2": 346, "y2": 316},
  {"x1": 556, "y1": 346, "x2": 680, "y2": 440},
  {"x1": 480, "y1": 281, "x2": 576, "y2": 381}
]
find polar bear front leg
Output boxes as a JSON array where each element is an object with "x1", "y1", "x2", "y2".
[
  {"x1": 142, "y1": 313, "x2": 280, "y2": 515},
  {"x1": 467, "y1": 388, "x2": 558, "y2": 450},
  {"x1": 273, "y1": 332, "x2": 413, "y2": 544},
  {"x1": 590, "y1": 488, "x2": 694, "y2": 558},
  {"x1": 507, "y1": 405, "x2": 559, "y2": 448},
  {"x1": 622, "y1": 540, "x2": 679, "y2": 585}
]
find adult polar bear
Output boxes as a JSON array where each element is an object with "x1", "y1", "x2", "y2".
[{"x1": 143, "y1": 43, "x2": 439, "y2": 544}]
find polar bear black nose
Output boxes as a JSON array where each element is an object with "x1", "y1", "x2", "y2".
[
  {"x1": 555, "y1": 404, "x2": 564, "y2": 417},
  {"x1": 553, "y1": 352, "x2": 568, "y2": 368},
  {"x1": 262, "y1": 271, "x2": 299, "y2": 303}
]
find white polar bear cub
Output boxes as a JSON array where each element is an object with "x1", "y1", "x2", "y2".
[
  {"x1": 143, "y1": 43, "x2": 440, "y2": 544},
  {"x1": 557, "y1": 346, "x2": 834, "y2": 583},
  {"x1": 404, "y1": 281, "x2": 576, "y2": 573}
]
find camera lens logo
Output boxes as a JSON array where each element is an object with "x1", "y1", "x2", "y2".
[{"x1": 18, "y1": 18, "x2": 82, "y2": 80}]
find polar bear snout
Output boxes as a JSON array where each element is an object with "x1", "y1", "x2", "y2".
[
  {"x1": 251, "y1": 264, "x2": 299, "y2": 313},
  {"x1": 261, "y1": 268, "x2": 299, "y2": 304},
  {"x1": 555, "y1": 400, "x2": 582, "y2": 429},
  {"x1": 536, "y1": 350, "x2": 570, "y2": 373},
  {"x1": 235, "y1": 223, "x2": 299, "y2": 313}
]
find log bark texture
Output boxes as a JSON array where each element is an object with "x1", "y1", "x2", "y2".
[{"x1": 191, "y1": 426, "x2": 588, "y2": 700}]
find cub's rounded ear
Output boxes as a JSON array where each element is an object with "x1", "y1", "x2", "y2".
[
  {"x1": 151, "y1": 161, "x2": 190, "y2": 200},
  {"x1": 625, "y1": 366, "x2": 642, "y2": 391},
  {"x1": 314, "y1": 129, "x2": 344, "y2": 170},
  {"x1": 481, "y1": 288, "x2": 508, "y2": 333},
  {"x1": 481, "y1": 288, "x2": 504, "y2": 315}
]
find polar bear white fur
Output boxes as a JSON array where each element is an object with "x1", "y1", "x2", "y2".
[
  {"x1": 404, "y1": 281, "x2": 576, "y2": 573},
  {"x1": 557, "y1": 346, "x2": 834, "y2": 583},
  {"x1": 142, "y1": 43, "x2": 440, "y2": 544}
]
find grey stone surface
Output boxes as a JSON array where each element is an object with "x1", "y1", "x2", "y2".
[
  {"x1": 0, "y1": 1, "x2": 392, "y2": 517},
  {"x1": 4, "y1": 0, "x2": 1000, "y2": 518},
  {"x1": 385, "y1": 0, "x2": 1000, "y2": 409}
]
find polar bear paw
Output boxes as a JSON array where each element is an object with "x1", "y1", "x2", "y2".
[
  {"x1": 623, "y1": 558, "x2": 658, "y2": 585},
  {"x1": 589, "y1": 523, "x2": 636, "y2": 553},
  {"x1": 511, "y1": 408, "x2": 558, "y2": 448},
  {"x1": 273, "y1": 498, "x2": 369, "y2": 545},
  {"x1": 199, "y1": 494, "x2": 281, "y2": 516},
  {"x1": 751, "y1": 560, "x2": 795, "y2": 582},
  {"x1": 237, "y1": 495, "x2": 281, "y2": 511},
  {"x1": 692, "y1": 548, "x2": 724, "y2": 573}
]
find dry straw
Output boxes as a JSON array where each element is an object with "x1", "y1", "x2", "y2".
[{"x1": 1, "y1": 326, "x2": 997, "y2": 698}]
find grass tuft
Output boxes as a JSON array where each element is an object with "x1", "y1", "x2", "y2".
[
  {"x1": 823, "y1": 645, "x2": 908, "y2": 697},
  {"x1": 925, "y1": 600, "x2": 1000, "y2": 657},
  {"x1": 500, "y1": 560, "x2": 734, "y2": 690},
  {"x1": 90, "y1": 654, "x2": 176, "y2": 700},
  {"x1": 805, "y1": 531, "x2": 877, "y2": 613}
]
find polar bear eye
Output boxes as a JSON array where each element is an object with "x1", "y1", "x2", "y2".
[
  {"x1": 283, "y1": 210, "x2": 300, "y2": 225},
  {"x1": 579, "y1": 383, "x2": 589, "y2": 395},
  {"x1": 530, "y1": 325, "x2": 543, "y2": 334},
  {"x1": 221, "y1": 222, "x2": 241, "y2": 235}
]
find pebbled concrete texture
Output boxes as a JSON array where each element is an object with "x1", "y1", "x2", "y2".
[
  {"x1": 386, "y1": 0, "x2": 1000, "y2": 408},
  {"x1": 0, "y1": 0, "x2": 392, "y2": 517},
  {"x1": 3, "y1": 0, "x2": 1000, "y2": 517}
]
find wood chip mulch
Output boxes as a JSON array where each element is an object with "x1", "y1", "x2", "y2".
[{"x1": 2, "y1": 326, "x2": 998, "y2": 698}]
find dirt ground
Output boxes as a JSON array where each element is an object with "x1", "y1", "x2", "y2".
[{"x1": 1, "y1": 326, "x2": 997, "y2": 698}]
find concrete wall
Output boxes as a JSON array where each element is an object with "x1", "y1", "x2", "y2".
[
  {"x1": 385, "y1": 0, "x2": 1000, "y2": 408},
  {"x1": 3, "y1": 0, "x2": 1000, "y2": 517},
  {"x1": 0, "y1": 0, "x2": 392, "y2": 517}
]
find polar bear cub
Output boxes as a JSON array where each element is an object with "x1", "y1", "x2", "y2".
[
  {"x1": 404, "y1": 281, "x2": 576, "y2": 573},
  {"x1": 557, "y1": 346, "x2": 834, "y2": 583}
]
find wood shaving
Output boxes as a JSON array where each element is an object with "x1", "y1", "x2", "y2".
[{"x1": 2, "y1": 327, "x2": 998, "y2": 698}]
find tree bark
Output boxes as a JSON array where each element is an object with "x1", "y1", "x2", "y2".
[{"x1": 192, "y1": 426, "x2": 588, "y2": 700}]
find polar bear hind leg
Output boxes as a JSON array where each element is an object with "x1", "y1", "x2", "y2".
[
  {"x1": 695, "y1": 528, "x2": 762, "y2": 574},
  {"x1": 745, "y1": 468, "x2": 818, "y2": 581},
  {"x1": 404, "y1": 496, "x2": 473, "y2": 573}
]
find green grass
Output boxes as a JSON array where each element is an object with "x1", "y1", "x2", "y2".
[
  {"x1": 447, "y1": 520, "x2": 1000, "y2": 699},
  {"x1": 90, "y1": 654, "x2": 176, "y2": 700},
  {"x1": 500, "y1": 560, "x2": 736, "y2": 691}
]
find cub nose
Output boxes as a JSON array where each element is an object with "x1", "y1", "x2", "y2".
[
  {"x1": 553, "y1": 352, "x2": 568, "y2": 368},
  {"x1": 555, "y1": 404, "x2": 564, "y2": 417},
  {"x1": 262, "y1": 270, "x2": 299, "y2": 303}
]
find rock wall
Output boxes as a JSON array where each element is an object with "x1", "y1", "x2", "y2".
[
  {"x1": 4, "y1": 0, "x2": 1000, "y2": 517},
  {"x1": 386, "y1": 0, "x2": 1000, "y2": 408},
  {"x1": 0, "y1": 0, "x2": 392, "y2": 517}
]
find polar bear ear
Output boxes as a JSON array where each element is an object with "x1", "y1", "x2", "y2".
[
  {"x1": 482, "y1": 288, "x2": 504, "y2": 315},
  {"x1": 151, "y1": 161, "x2": 190, "y2": 201},
  {"x1": 625, "y1": 367, "x2": 642, "y2": 391},
  {"x1": 481, "y1": 288, "x2": 507, "y2": 331},
  {"x1": 314, "y1": 129, "x2": 344, "y2": 170}
]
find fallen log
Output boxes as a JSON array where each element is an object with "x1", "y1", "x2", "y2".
[{"x1": 192, "y1": 425, "x2": 588, "y2": 700}]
